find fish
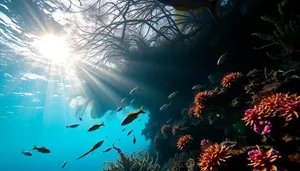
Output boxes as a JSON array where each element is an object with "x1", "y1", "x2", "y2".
[
  {"x1": 130, "y1": 86, "x2": 139, "y2": 94},
  {"x1": 121, "y1": 98, "x2": 127, "y2": 104},
  {"x1": 32, "y1": 145, "x2": 51, "y2": 153},
  {"x1": 102, "y1": 147, "x2": 112, "y2": 153},
  {"x1": 121, "y1": 106, "x2": 146, "y2": 126},
  {"x1": 117, "y1": 105, "x2": 125, "y2": 112},
  {"x1": 157, "y1": 0, "x2": 220, "y2": 20},
  {"x1": 138, "y1": 118, "x2": 142, "y2": 121},
  {"x1": 122, "y1": 128, "x2": 126, "y2": 132},
  {"x1": 112, "y1": 143, "x2": 122, "y2": 153},
  {"x1": 79, "y1": 116, "x2": 82, "y2": 121},
  {"x1": 62, "y1": 161, "x2": 67, "y2": 168},
  {"x1": 127, "y1": 130, "x2": 133, "y2": 136},
  {"x1": 105, "y1": 136, "x2": 108, "y2": 138},
  {"x1": 76, "y1": 140, "x2": 104, "y2": 160},
  {"x1": 192, "y1": 84, "x2": 203, "y2": 90},
  {"x1": 22, "y1": 151, "x2": 32, "y2": 156},
  {"x1": 217, "y1": 51, "x2": 228, "y2": 65},
  {"x1": 130, "y1": 98, "x2": 135, "y2": 104},
  {"x1": 168, "y1": 90, "x2": 179, "y2": 99},
  {"x1": 159, "y1": 103, "x2": 171, "y2": 111},
  {"x1": 88, "y1": 122, "x2": 105, "y2": 132},
  {"x1": 66, "y1": 123, "x2": 80, "y2": 129},
  {"x1": 133, "y1": 136, "x2": 136, "y2": 144},
  {"x1": 166, "y1": 118, "x2": 173, "y2": 124},
  {"x1": 118, "y1": 138, "x2": 121, "y2": 141}
]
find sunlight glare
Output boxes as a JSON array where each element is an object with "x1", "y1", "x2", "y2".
[{"x1": 36, "y1": 35, "x2": 70, "y2": 64}]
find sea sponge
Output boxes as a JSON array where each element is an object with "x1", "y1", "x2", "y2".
[
  {"x1": 221, "y1": 72, "x2": 243, "y2": 88},
  {"x1": 177, "y1": 135, "x2": 193, "y2": 150},
  {"x1": 247, "y1": 145, "x2": 280, "y2": 171},
  {"x1": 197, "y1": 143, "x2": 231, "y2": 171}
]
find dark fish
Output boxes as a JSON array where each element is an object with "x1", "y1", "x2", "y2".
[
  {"x1": 88, "y1": 122, "x2": 104, "y2": 132},
  {"x1": 105, "y1": 136, "x2": 108, "y2": 138},
  {"x1": 117, "y1": 105, "x2": 125, "y2": 112},
  {"x1": 127, "y1": 130, "x2": 133, "y2": 136},
  {"x1": 62, "y1": 161, "x2": 67, "y2": 168},
  {"x1": 217, "y1": 51, "x2": 228, "y2": 65},
  {"x1": 22, "y1": 151, "x2": 32, "y2": 156},
  {"x1": 112, "y1": 143, "x2": 122, "y2": 153},
  {"x1": 79, "y1": 116, "x2": 82, "y2": 121},
  {"x1": 121, "y1": 106, "x2": 145, "y2": 126},
  {"x1": 76, "y1": 140, "x2": 104, "y2": 160},
  {"x1": 122, "y1": 128, "x2": 126, "y2": 132},
  {"x1": 102, "y1": 147, "x2": 112, "y2": 153},
  {"x1": 118, "y1": 138, "x2": 121, "y2": 141},
  {"x1": 133, "y1": 136, "x2": 136, "y2": 144},
  {"x1": 66, "y1": 123, "x2": 79, "y2": 128},
  {"x1": 33, "y1": 145, "x2": 51, "y2": 153}
]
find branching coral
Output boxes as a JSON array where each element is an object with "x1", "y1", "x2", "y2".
[
  {"x1": 177, "y1": 135, "x2": 193, "y2": 150},
  {"x1": 197, "y1": 142, "x2": 232, "y2": 171},
  {"x1": 221, "y1": 72, "x2": 243, "y2": 88},
  {"x1": 104, "y1": 150, "x2": 160, "y2": 171},
  {"x1": 252, "y1": 2, "x2": 300, "y2": 60},
  {"x1": 242, "y1": 92, "x2": 300, "y2": 135},
  {"x1": 247, "y1": 145, "x2": 280, "y2": 171}
]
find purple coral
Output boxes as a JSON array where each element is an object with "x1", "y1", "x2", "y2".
[
  {"x1": 253, "y1": 120, "x2": 272, "y2": 135},
  {"x1": 200, "y1": 139, "x2": 210, "y2": 146}
]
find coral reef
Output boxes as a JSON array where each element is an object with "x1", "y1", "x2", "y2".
[
  {"x1": 104, "y1": 150, "x2": 160, "y2": 171},
  {"x1": 221, "y1": 72, "x2": 243, "y2": 88},
  {"x1": 177, "y1": 135, "x2": 193, "y2": 151}
]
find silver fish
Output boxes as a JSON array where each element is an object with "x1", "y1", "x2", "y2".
[
  {"x1": 159, "y1": 103, "x2": 171, "y2": 111},
  {"x1": 192, "y1": 84, "x2": 203, "y2": 90},
  {"x1": 117, "y1": 105, "x2": 125, "y2": 112},
  {"x1": 217, "y1": 51, "x2": 228, "y2": 65},
  {"x1": 121, "y1": 98, "x2": 127, "y2": 104},
  {"x1": 168, "y1": 90, "x2": 179, "y2": 99},
  {"x1": 130, "y1": 86, "x2": 139, "y2": 94},
  {"x1": 130, "y1": 98, "x2": 135, "y2": 104}
]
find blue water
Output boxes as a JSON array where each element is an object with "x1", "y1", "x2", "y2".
[{"x1": 0, "y1": 1, "x2": 150, "y2": 170}]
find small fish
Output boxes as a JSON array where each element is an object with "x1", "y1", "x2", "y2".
[
  {"x1": 121, "y1": 98, "x2": 127, "y2": 104},
  {"x1": 138, "y1": 118, "x2": 142, "y2": 121},
  {"x1": 117, "y1": 105, "x2": 125, "y2": 112},
  {"x1": 112, "y1": 143, "x2": 122, "y2": 153},
  {"x1": 22, "y1": 151, "x2": 32, "y2": 156},
  {"x1": 122, "y1": 128, "x2": 126, "y2": 132},
  {"x1": 102, "y1": 147, "x2": 112, "y2": 153},
  {"x1": 168, "y1": 90, "x2": 179, "y2": 99},
  {"x1": 217, "y1": 51, "x2": 228, "y2": 65},
  {"x1": 192, "y1": 84, "x2": 203, "y2": 90},
  {"x1": 105, "y1": 136, "x2": 108, "y2": 138},
  {"x1": 118, "y1": 138, "x2": 121, "y2": 141},
  {"x1": 159, "y1": 103, "x2": 171, "y2": 111},
  {"x1": 130, "y1": 98, "x2": 135, "y2": 104},
  {"x1": 62, "y1": 161, "x2": 67, "y2": 168},
  {"x1": 127, "y1": 130, "x2": 133, "y2": 136},
  {"x1": 130, "y1": 86, "x2": 139, "y2": 94},
  {"x1": 33, "y1": 145, "x2": 51, "y2": 153},
  {"x1": 121, "y1": 106, "x2": 146, "y2": 126},
  {"x1": 133, "y1": 136, "x2": 136, "y2": 144},
  {"x1": 88, "y1": 122, "x2": 105, "y2": 132},
  {"x1": 79, "y1": 116, "x2": 82, "y2": 121},
  {"x1": 166, "y1": 118, "x2": 173, "y2": 124},
  {"x1": 77, "y1": 140, "x2": 104, "y2": 160},
  {"x1": 290, "y1": 75, "x2": 300, "y2": 79},
  {"x1": 66, "y1": 123, "x2": 80, "y2": 129}
]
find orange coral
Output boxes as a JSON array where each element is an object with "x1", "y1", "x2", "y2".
[
  {"x1": 247, "y1": 145, "x2": 280, "y2": 171},
  {"x1": 172, "y1": 125, "x2": 180, "y2": 136},
  {"x1": 161, "y1": 125, "x2": 171, "y2": 136},
  {"x1": 177, "y1": 135, "x2": 193, "y2": 150},
  {"x1": 189, "y1": 105, "x2": 205, "y2": 118},
  {"x1": 194, "y1": 91, "x2": 213, "y2": 106},
  {"x1": 197, "y1": 143, "x2": 231, "y2": 171},
  {"x1": 221, "y1": 72, "x2": 242, "y2": 88}
]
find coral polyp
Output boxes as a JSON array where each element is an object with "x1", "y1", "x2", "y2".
[
  {"x1": 189, "y1": 105, "x2": 205, "y2": 118},
  {"x1": 242, "y1": 106, "x2": 265, "y2": 127},
  {"x1": 197, "y1": 143, "x2": 231, "y2": 171},
  {"x1": 177, "y1": 135, "x2": 193, "y2": 150},
  {"x1": 247, "y1": 145, "x2": 280, "y2": 171},
  {"x1": 221, "y1": 72, "x2": 243, "y2": 88},
  {"x1": 194, "y1": 91, "x2": 213, "y2": 106}
]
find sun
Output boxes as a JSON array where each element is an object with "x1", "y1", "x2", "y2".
[{"x1": 35, "y1": 35, "x2": 70, "y2": 64}]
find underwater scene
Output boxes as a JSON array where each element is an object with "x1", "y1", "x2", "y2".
[{"x1": 0, "y1": 0, "x2": 300, "y2": 171}]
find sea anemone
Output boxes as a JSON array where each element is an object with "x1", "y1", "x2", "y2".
[
  {"x1": 161, "y1": 125, "x2": 171, "y2": 136},
  {"x1": 221, "y1": 72, "x2": 243, "y2": 88},
  {"x1": 172, "y1": 125, "x2": 180, "y2": 136},
  {"x1": 189, "y1": 105, "x2": 205, "y2": 118},
  {"x1": 247, "y1": 145, "x2": 280, "y2": 171},
  {"x1": 194, "y1": 91, "x2": 213, "y2": 106},
  {"x1": 242, "y1": 105, "x2": 265, "y2": 127},
  {"x1": 197, "y1": 143, "x2": 231, "y2": 171},
  {"x1": 177, "y1": 135, "x2": 193, "y2": 150}
]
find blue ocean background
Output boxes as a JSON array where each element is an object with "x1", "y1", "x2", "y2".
[{"x1": 0, "y1": 1, "x2": 150, "y2": 170}]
